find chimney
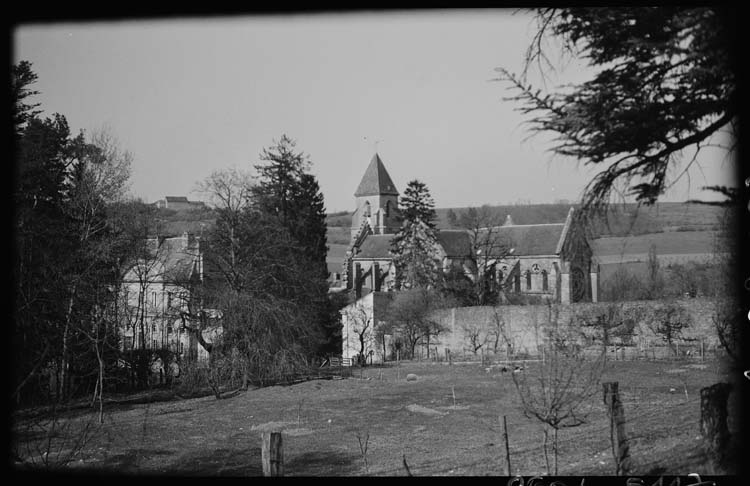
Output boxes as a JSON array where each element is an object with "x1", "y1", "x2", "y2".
[{"x1": 355, "y1": 263, "x2": 363, "y2": 299}]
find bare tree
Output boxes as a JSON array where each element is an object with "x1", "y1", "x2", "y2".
[
  {"x1": 343, "y1": 302, "x2": 374, "y2": 366},
  {"x1": 647, "y1": 301, "x2": 692, "y2": 357},
  {"x1": 457, "y1": 205, "x2": 512, "y2": 305},
  {"x1": 384, "y1": 289, "x2": 445, "y2": 360},
  {"x1": 489, "y1": 308, "x2": 514, "y2": 357},
  {"x1": 512, "y1": 326, "x2": 606, "y2": 474},
  {"x1": 461, "y1": 322, "x2": 488, "y2": 355}
]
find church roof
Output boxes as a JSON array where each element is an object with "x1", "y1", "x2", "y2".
[
  {"x1": 436, "y1": 230, "x2": 472, "y2": 258},
  {"x1": 354, "y1": 153, "x2": 399, "y2": 197},
  {"x1": 352, "y1": 230, "x2": 472, "y2": 261},
  {"x1": 353, "y1": 234, "x2": 393, "y2": 260},
  {"x1": 480, "y1": 224, "x2": 566, "y2": 257}
]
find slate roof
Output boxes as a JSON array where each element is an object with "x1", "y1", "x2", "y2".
[
  {"x1": 354, "y1": 153, "x2": 399, "y2": 197},
  {"x1": 436, "y1": 230, "x2": 472, "y2": 258},
  {"x1": 480, "y1": 224, "x2": 566, "y2": 257},
  {"x1": 353, "y1": 234, "x2": 394, "y2": 260},
  {"x1": 352, "y1": 230, "x2": 472, "y2": 260},
  {"x1": 165, "y1": 196, "x2": 189, "y2": 202}
]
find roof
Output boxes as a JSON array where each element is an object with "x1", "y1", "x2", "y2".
[
  {"x1": 436, "y1": 230, "x2": 472, "y2": 258},
  {"x1": 353, "y1": 234, "x2": 394, "y2": 260},
  {"x1": 353, "y1": 230, "x2": 472, "y2": 260},
  {"x1": 165, "y1": 196, "x2": 190, "y2": 202},
  {"x1": 354, "y1": 153, "x2": 399, "y2": 197},
  {"x1": 480, "y1": 224, "x2": 566, "y2": 257}
]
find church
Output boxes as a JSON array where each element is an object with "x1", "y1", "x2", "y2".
[{"x1": 340, "y1": 153, "x2": 599, "y2": 304}]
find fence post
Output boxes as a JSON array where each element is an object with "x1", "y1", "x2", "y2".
[
  {"x1": 502, "y1": 415, "x2": 512, "y2": 476},
  {"x1": 700, "y1": 382, "x2": 732, "y2": 470},
  {"x1": 262, "y1": 431, "x2": 284, "y2": 476},
  {"x1": 700, "y1": 338, "x2": 705, "y2": 362},
  {"x1": 603, "y1": 381, "x2": 632, "y2": 475}
]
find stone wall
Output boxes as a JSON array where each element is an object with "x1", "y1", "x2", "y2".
[{"x1": 425, "y1": 298, "x2": 718, "y2": 359}]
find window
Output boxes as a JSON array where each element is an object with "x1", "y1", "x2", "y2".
[
  {"x1": 526, "y1": 271, "x2": 532, "y2": 290},
  {"x1": 514, "y1": 274, "x2": 520, "y2": 292},
  {"x1": 542, "y1": 270, "x2": 549, "y2": 291},
  {"x1": 385, "y1": 200, "x2": 391, "y2": 217},
  {"x1": 151, "y1": 291, "x2": 157, "y2": 307},
  {"x1": 152, "y1": 324, "x2": 157, "y2": 332}
]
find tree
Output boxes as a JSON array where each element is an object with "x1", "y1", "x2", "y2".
[
  {"x1": 577, "y1": 304, "x2": 638, "y2": 355},
  {"x1": 497, "y1": 8, "x2": 738, "y2": 216},
  {"x1": 252, "y1": 136, "x2": 334, "y2": 356},
  {"x1": 456, "y1": 205, "x2": 512, "y2": 305},
  {"x1": 446, "y1": 208, "x2": 458, "y2": 227},
  {"x1": 343, "y1": 302, "x2": 374, "y2": 366},
  {"x1": 390, "y1": 180, "x2": 441, "y2": 290},
  {"x1": 461, "y1": 322, "x2": 488, "y2": 355},
  {"x1": 11, "y1": 60, "x2": 41, "y2": 135},
  {"x1": 512, "y1": 334, "x2": 606, "y2": 474},
  {"x1": 648, "y1": 302, "x2": 692, "y2": 356},
  {"x1": 384, "y1": 289, "x2": 445, "y2": 360}
]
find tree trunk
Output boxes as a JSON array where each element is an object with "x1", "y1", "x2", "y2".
[{"x1": 700, "y1": 382, "x2": 732, "y2": 470}]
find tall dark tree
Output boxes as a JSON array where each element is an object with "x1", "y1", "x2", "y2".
[
  {"x1": 252, "y1": 135, "x2": 335, "y2": 356},
  {"x1": 253, "y1": 134, "x2": 309, "y2": 226},
  {"x1": 390, "y1": 179, "x2": 441, "y2": 290},
  {"x1": 11, "y1": 60, "x2": 42, "y2": 135},
  {"x1": 496, "y1": 8, "x2": 738, "y2": 216}
]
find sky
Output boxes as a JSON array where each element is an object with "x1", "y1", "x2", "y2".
[{"x1": 13, "y1": 9, "x2": 737, "y2": 213}]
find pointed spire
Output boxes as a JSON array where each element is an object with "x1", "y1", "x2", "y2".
[{"x1": 354, "y1": 153, "x2": 399, "y2": 197}]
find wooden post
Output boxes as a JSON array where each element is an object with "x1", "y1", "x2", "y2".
[
  {"x1": 502, "y1": 415, "x2": 512, "y2": 476},
  {"x1": 700, "y1": 382, "x2": 732, "y2": 469},
  {"x1": 603, "y1": 382, "x2": 632, "y2": 475},
  {"x1": 262, "y1": 431, "x2": 284, "y2": 476},
  {"x1": 701, "y1": 338, "x2": 705, "y2": 362}
]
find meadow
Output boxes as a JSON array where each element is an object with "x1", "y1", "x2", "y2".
[{"x1": 12, "y1": 357, "x2": 738, "y2": 477}]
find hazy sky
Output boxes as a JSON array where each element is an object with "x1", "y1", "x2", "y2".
[{"x1": 13, "y1": 10, "x2": 736, "y2": 213}]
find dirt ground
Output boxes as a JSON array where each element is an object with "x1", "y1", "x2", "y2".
[{"x1": 11, "y1": 358, "x2": 740, "y2": 477}]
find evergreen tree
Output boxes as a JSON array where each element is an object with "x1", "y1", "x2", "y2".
[
  {"x1": 390, "y1": 179, "x2": 441, "y2": 290},
  {"x1": 497, "y1": 8, "x2": 738, "y2": 214},
  {"x1": 252, "y1": 135, "x2": 336, "y2": 356}
]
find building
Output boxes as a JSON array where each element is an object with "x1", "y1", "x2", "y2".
[
  {"x1": 119, "y1": 232, "x2": 220, "y2": 364},
  {"x1": 343, "y1": 153, "x2": 474, "y2": 297},
  {"x1": 153, "y1": 196, "x2": 206, "y2": 211},
  {"x1": 339, "y1": 153, "x2": 599, "y2": 364},
  {"x1": 341, "y1": 153, "x2": 597, "y2": 303},
  {"x1": 475, "y1": 208, "x2": 598, "y2": 304}
]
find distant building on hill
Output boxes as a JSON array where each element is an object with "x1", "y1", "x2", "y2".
[{"x1": 153, "y1": 196, "x2": 206, "y2": 211}]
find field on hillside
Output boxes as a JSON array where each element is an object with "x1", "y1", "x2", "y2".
[
  {"x1": 592, "y1": 231, "x2": 720, "y2": 263},
  {"x1": 12, "y1": 358, "x2": 738, "y2": 477}
]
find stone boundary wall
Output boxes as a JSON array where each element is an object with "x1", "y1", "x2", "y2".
[{"x1": 426, "y1": 298, "x2": 718, "y2": 359}]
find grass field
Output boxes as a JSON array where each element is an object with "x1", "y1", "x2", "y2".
[{"x1": 12, "y1": 358, "x2": 738, "y2": 477}]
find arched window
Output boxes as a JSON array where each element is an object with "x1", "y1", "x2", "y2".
[
  {"x1": 384, "y1": 200, "x2": 391, "y2": 217},
  {"x1": 525, "y1": 270, "x2": 532, "y2": 290},
  {"x1": 514, "y1": 274, "x2": 520, "y2": 292},
  {"x1": 542, "y1": 270, "x2": 548, "y2": 291}
]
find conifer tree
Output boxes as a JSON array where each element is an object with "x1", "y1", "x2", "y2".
[{"x1": 390, "y1": 179, "x2": 441, "y2": 290}]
